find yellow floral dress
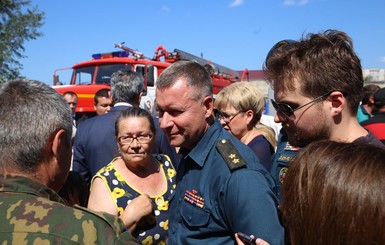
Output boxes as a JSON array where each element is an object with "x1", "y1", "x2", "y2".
[{"x1": 93, "y1": 154, "x2": 176, "y2": 245}]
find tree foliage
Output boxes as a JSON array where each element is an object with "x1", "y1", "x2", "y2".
[{"x1": 0, "y1": 0, "x2": 44, "y2": 83}]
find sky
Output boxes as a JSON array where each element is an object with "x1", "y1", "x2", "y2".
[{"x1": 20, "y1": 0, "x2": 385, "y2": 85}]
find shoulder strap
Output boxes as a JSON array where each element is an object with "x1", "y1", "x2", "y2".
[{"x1": 216, "y1": 139, "x2": 247, "y2": 172}]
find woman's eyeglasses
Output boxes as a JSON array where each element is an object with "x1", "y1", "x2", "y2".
[
  {"x1": 118, "y1": 133, "x2": 153, "y2": 145},
  {"x1": 214, "y1": 109, "x2": 244, "y2": 123}
]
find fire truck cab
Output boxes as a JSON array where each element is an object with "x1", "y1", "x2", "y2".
[{"x1": 53, "y1": 43, "x2": 248, "y2": 117}]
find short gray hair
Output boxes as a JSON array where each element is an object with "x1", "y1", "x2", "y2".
[
  {"x1": 110, "y1": 68, "x2": 144, "y2": 105},
  {"x1": 156, "y1": 61, "x2": 213, "y2": 101},
  {"x1": 0, "y1": 79, "x2": 72, "y2": 172}
]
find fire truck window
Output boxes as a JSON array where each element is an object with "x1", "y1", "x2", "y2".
[
  {"x1": 135, "y1": 66, "x2": 145, "y2": 76},
  {"x1": 96, "y1": 64, "x2": 130, "y2": 84},
  {"x1": 135, "y1": 65, "x2": 155, "y2": 87},
  {"x1": 147, "y1": 65, "x2": 155, "y2": 87},
  {"x1": 75, "y1": 73, "x2": 92, "y2": 85},
  {"x1": 74, "y1": 66, "x2": 94, "y2": 85}
]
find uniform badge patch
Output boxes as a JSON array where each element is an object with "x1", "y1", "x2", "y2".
[
  {"x1": 284, "y1": 142, "x2": 300, "y2": 151},
  {"x1": 279, "y1": 167, "x2": 288, "y2": 184},
  {"x1": 278, "y1": 155, "x2": 294, "y2": 162}
]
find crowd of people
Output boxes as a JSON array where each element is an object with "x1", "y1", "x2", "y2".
[{"x1": 1, "y1": 29, "x2": 385, "y2": 245}]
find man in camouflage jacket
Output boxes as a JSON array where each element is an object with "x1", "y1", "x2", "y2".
[{"x1": 0, "y1": 79, "x2": 146, "y2": 244}]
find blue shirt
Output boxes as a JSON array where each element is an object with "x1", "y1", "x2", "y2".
[
  {"x1": 168, "y1": 120, "x2": 284, "y2": 245},
  {"x1": 247, "y1": 134, "x2": 275, "y2": 171},
  {"x1": 356, "y1": 104, "x2": 370, "y2": 123},
  {"x1": 270, "y1": 128, "x2": 385, "y2": 202},
  {"x1": 270, "y1": 128, "x2": 300, "y2": 202}
]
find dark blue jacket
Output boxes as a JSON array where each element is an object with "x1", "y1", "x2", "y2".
[
  {"x1": 168, "y1": 120, "x2": 284, "y2": 245},
  {"x1": 269, "y1": 128, "x2": 301, "y2": 202}
]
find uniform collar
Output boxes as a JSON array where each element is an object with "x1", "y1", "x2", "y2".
[
  {"x1": 184, "y1": 120, "x2": 223, "y2": 168},
  {"x1": 114, "y1": 102, "x2": 132, "y2": 107},
  {"x1": 0, "y1": 174, "x2": 65, "y2": 204}
]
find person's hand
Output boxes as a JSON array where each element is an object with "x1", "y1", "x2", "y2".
[
  {"x1": 120, "y1": 194, "x2": 153, "y2": 232},
  {"x1": 235, "y1": 233, "x2": 271, "y2": 245}
]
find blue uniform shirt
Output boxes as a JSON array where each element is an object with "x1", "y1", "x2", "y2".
[
  {"x1": 168, "y1": 120, "x2": 284, "y2": 245},
  {"x1": 270, "y1": 128, "x2": 301, "y2": 203},
  {"x1": 271, "y1": 128, "x2": 385, "y2": 203}
]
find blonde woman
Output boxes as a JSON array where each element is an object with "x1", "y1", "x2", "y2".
[{"x1": 214, "y1": 82, "x2": 275, "y2": 171}]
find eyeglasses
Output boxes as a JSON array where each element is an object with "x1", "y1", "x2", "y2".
[
  {"x1": 118, "y1": 133, "x2": 153, "y2": 145},
  {"x1": 271, "y1": 91, "x2": 333, "y2": 118},
  {"x1": 214, "y1": 109, "x2": 244, "y2": 123}
]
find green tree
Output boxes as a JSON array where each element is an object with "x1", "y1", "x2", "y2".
[{"x1": 0, "y1": 0, "x2": 44, "y2": 83}]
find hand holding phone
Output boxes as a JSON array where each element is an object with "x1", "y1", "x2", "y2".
[{"x1": 237, "y1": 232, "x2": 256, "y2": 245}]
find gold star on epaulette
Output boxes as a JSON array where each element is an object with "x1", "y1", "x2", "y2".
[{"x1": 216, "y1": 139, "x2": 247, "y2": 172}]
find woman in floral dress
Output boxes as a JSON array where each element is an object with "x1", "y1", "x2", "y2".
[{"x1": 88, "y1": 107, "x2": 176, "y2": 244}]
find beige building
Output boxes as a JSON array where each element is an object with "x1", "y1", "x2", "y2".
[{"x1": 363, "y1": 69, "x2": 385, "y2": 87}]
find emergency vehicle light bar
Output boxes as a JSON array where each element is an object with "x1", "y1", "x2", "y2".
[{"x1": 92, "y1": 51, "x2": 129, "y2": 60}]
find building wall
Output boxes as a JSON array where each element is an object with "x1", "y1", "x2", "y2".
[
  {"x1": 363, "y1": 69, "x2": 385, "y2": 87},
  {"x1": 251, "y1": 80, "x2": 270, "y2": 97}
]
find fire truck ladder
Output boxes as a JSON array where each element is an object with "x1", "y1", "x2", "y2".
[
  {"x1": 114, "y1": 42, "x2": 145, "y2": 59},
  {"x1": 174, "y1": 49, "x2": 239, "y2": 79}
]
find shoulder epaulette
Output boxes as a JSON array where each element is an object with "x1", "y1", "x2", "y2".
[{"x1": 216, "y1": 139, "x2": 247, "y2": 172}]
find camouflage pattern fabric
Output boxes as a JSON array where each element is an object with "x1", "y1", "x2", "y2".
[{"x1": 0, "y1": 174, "x2": 138, "y2": 244}]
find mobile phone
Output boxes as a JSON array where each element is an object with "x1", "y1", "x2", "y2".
[{"x1": 237, "y1": 232, "x2": 257, "y2": 245}]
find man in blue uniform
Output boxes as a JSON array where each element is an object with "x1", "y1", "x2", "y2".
[
  {"x1": 155, "y1": 61, "x2": 284, "y2": 245},
  {"x1": 269, "y1": 128, "x2": 300, "y2": 202}
]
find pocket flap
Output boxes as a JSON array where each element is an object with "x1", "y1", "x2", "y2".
[{"x1": 181, "y1": 202, "x2": 210, "y2": 227}]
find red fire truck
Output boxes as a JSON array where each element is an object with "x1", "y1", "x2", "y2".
[{"x1": 53, "y1": 43, "x2": 249, "y2": 117}]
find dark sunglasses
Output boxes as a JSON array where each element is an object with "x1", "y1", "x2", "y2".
[{"x1": 271, "y1": 91, "x2": 333, "y2": 118}]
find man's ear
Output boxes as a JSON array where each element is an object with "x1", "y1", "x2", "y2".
[
  {"x1": 203, "y1": 95, "x2": 214, "y2": 118},
  {"x1": 369, "y1": 96, "x2": 375, "y2": 105},
  {"x1": 44, "y1": 128, "x2": 71, "y2": 192},
  {"x1": 137, "y1": 92, "x2": 143, "y2": 105},
  {"x1": 51, "y1": 129, "x2": 68, "y2": 157},
  {"x1": 329, "y1": 91, "x2": 345, "y2": 116}
]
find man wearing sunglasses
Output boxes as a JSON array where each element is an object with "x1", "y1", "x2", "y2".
[{"x1": 264, "y1": 30, "x2": 384, "y2": 202}]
